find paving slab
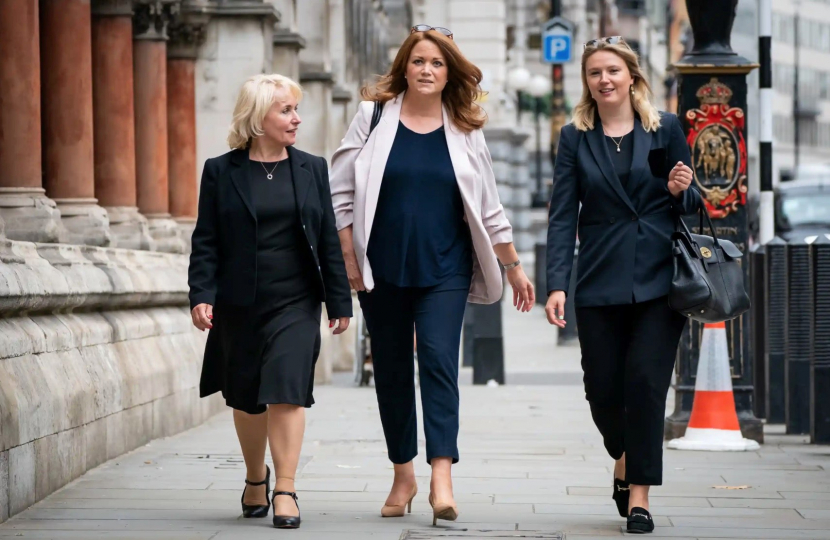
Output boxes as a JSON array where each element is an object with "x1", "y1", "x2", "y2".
[{"x1": 1, "y1": 299, "x2": 828, "y2": 539}]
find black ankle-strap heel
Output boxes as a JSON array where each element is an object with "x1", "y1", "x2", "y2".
[
  {"x1": 272, "y1": 491, "x2": 301, "y2": 529},
  {"x1": 626, "y1": 506, "x2": 654, "y2": 534},
  {"x1": 240, "y1": 465, "x2": 270, "y2": 518},
  {"x1": 612, "y1": 478, "x2": 630, "y2": 518}
]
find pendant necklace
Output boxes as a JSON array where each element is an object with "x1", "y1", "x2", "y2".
[
  {"x1": 609, "y1": 134, "x2": 625, "y2": 153},
  {"x1": 260, "y1": 160, "x2": 279, "y2": 180}
]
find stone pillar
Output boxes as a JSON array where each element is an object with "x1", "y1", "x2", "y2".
[
  {"x1": 664, "y1": 0, "x2": 763, "y2": 443},
  {"x1": 0, "y1": 0, "x2": 64, "y2": 243},
  {"x1": 193, "y1": 1, "x2": 277, "y2": 174},
  {"x1": 133, "y1": 0, "x2": 186, "y2": 253},
  {"x1": 40, "y1": 0, "x2": 112, "y2": 247},
  {"x1": 273, "y1": 30, "x2": 305, "y2": 82},
  {"x1": 272, "y1": 0, "x2": 304, "y2": 81},
  {"x1": 297, "y1": 0, "x2": 334, "y2": 158},
  {"x1": 91, "y1": 0, "x2": 154, "y2": 250},
  {"x1": 167, "y1": 8, "x2": 208, "y2": 251}
]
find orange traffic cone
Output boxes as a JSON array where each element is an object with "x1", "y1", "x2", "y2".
[{"x1": 668, "y1": 322, "x2": 759, "y2": 451}]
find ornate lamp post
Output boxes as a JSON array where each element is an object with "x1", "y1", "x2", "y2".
[
  {"x1": 664, "y1": 0, "x2": 763, "y2": 442},
  {"x1": 506, "y1": 66, "x2": 531, "y2": 125}
]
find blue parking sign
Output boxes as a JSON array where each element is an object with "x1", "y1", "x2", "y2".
[
  {"x1": 543, "y1": 34, "x2": 571, "y2": 63},
  {"x1": 541, "y1": 16, "x2": 574, "y2": 64}
]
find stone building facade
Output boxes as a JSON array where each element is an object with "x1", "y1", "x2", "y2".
[{"x1": 0, "y1": 0, "x2": 411, "y2": 523}]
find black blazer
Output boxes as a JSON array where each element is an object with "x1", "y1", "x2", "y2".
[
  {"x1": 546, "y1": 112, "x2": 701, "y2": 307},
  {"x1": 188, "y1": 146, "x2": 352, "y2": 319}
]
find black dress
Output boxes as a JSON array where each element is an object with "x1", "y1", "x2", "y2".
[{"x1": 211, "y1": 156, "x2": 322, "y2": 414}]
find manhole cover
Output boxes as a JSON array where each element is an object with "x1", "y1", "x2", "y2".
[{"x1": 401, "y1": 531, "x2": 564, "y2": 539}]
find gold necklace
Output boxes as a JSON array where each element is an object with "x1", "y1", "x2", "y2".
[{"x1": 607, "y1": 134, "x2": 625, "y2": 153}]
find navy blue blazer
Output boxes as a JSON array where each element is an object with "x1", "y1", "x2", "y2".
[
  {"x1": 546, "y1": 112, "x2": 701, "y2": 307},
  {"x1": 188, "y1": 146, "x2": 352, "y2": 318}
]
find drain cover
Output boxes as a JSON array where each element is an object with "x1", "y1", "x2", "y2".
[{"x1": 401, "y1": 531, "x2": 564, "y2": 539}]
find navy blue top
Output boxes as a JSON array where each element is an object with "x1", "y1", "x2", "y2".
[{"x1": 367, "y1": 121, "x2": 472, "y2": 287}]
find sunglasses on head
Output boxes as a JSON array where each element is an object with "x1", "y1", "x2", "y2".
[
  {"x1": 411, "y1": 24, "x2": 453, "y2": 39},
  {"x1": 584, "y1": 36, "x2": 625, "y2": 49}
]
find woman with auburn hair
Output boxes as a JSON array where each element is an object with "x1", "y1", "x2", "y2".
[
  {"x1": 330, "y1": 26, "x2": 535, "y2": 525},
  {"x1": 545, "y1": 37, "x2": 700, "y2": 534},
  {"x1": 188, "y1": 74, "x2": 352, "y2": 529}
]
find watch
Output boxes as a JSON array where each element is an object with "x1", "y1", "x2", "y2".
[{"x1": 502, "y1": 259, "x2": 521, "y2": 271}]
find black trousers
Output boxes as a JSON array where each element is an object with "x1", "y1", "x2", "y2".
[
  {"x1": 575, "y1": 296, "x2": 687, "y2": 485},
  {"x1": 358, "y1": 274, "x2": 470, "y2": 464}
]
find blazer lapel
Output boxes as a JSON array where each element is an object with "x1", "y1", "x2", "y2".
[
  {"x1": 585, "y1": 117, "x2": 636, "y2": 214},
  {"x1": 629, "y1": 115, "x2": 653, "y2": 190},
  {"x1": 230, "y1": 149, "x2": 256, "y2": 221},
  {"x1": 287, "y1": 146, "x2": 312, "y2": 212},
  {"x1": 363, "y1": 92, "x2": 402, "y2": 235}
]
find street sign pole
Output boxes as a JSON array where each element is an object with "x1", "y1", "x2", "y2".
[{"x1": 541, "y1": 10, "x2": 573, "y2": 206}]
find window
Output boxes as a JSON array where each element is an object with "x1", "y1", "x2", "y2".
[{"x1": 774, "y1": 114, "x2": 794, "y2": 145}]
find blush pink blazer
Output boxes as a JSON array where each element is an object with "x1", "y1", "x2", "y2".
[{"x1": 329, "y1": 92, "x2": 513, "y2": 305}]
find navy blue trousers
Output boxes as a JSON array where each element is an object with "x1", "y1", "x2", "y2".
[{"x1": 358, "y1": 274, "x2": 470, "y2": 464}]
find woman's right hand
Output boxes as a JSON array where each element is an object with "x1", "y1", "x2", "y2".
[
  {"x1": 342, "y1": 250, "x2": 365, "y2": 292},
  {"x1": 191, "y1": 303, "x2": 213, "y2": 331},
  {"x1": 545, "y1": 291, "x2": 567, "y2": 329}
]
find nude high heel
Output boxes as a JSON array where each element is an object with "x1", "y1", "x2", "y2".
[
  {"x1": 380, "y1": 486, "x2": 417, "y2": 517},
  {"x1": 428, "y1": 492, "x2": 458, "y2": 526}
]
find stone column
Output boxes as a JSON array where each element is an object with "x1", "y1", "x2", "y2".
[
  {"x1": 297, "y1": 0, "x2": 335, "y2": 158},
  {"x1": 40, "y1": 0, "x2": 112, "y2": 246},
  {"x1": 91, "y1": 0, "x2": 154, "y2": 250},
  {"x1": 273, "y1": 32, "x2": 305, "y2": 82},
  {"x1": 167, "y1": 7, "x2": 208, "y2": 251},
  {"x1": 272, "y1": 0, "x2": 304, "y2": 81},
  {"x1": 0, "y1": 0, "x2": 64, "y2": 243},
  {"x1": 133, "y1": 0, "x2": 186, "y2": 253}
]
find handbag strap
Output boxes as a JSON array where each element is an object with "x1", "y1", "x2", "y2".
[
  {"x1": 369, "y1": 101, "x2": 383, "y2": 136},
  {"x1": 675, "y1": 197, "x2": 724, "y2": 261}
]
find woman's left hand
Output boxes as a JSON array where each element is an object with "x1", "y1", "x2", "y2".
[
  {"x1": 507, "y1": 266, "x2": 535, "y2": 312},
  {"x1": 329, "y1": 317, "x2": 351, "y2": 335},
  {"x1": 668, "y1": 161, "x2": 693, "y2": 198}
]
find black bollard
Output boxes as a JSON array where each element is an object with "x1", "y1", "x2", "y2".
[
  {"x1": 535, "y1": 242, "x2": 546, "y2": 306},
  {"x1": 750, "y1": 244, "x2": 767, "y2": 419},
  {"x1": 765, "y1": 237, "x2": 788, "y2": 424},
  {"x1": 462, "y1": 302, "x2": 475, "y2": 368},
  {"x1": 468, "y1": 300, "x2": 505, "y2": 385},
  {"x1": 811, "y1": 235, "x2": 830, "y2": 444},
  {"x1": 465, "y1": 267, "x2": 506, "y2": 384},
  {"x1": 557, "y1": 243, "x2": 579, "y2": 345},
  {"x1": 786, "y1": 238, "x2": 814, "y2": 435}
]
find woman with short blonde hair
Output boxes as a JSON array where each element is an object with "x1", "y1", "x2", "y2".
[
  {"x1": 189, "y1": 73, "x2": 351, "y2": 529},
  {"x1": 546, "y1": 37, "x2": 700, "y2": 534}
]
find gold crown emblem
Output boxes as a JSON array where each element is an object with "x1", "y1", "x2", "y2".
[{"x1": 695, "y1": 78, "x2": 733, "y2": 105}]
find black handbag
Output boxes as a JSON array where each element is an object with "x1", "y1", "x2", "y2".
[{"x1": 668, "y1": 202, "x2": 750, "y2": 323}]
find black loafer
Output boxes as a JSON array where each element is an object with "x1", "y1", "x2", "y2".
[
  {"x1": 272, "y1": 491, "x2": 301, "y2": 529},
  {"x1": 241, "y1": 465, "x2": 270, "y2": 518},
  {"x1": 626, "y1": 506, "x2": 654, "y2": 534},
  {"x1": 612, "y1": 478, "x2": 630, "y2": 518}
]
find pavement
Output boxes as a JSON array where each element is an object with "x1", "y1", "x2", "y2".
[{"x1": 2, "y1": 296, "x2": 830, "y2": 540}]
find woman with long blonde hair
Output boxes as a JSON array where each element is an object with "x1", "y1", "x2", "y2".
[
  {"x1": 545, "y1": 37, "x2": 700, "y2": 534},
  {"x1": 330, "y1": 26, "x2": 535, "y2": 525},
  {"x1": 188, "y1": 74, "x2": 352, "y2": 529}
]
